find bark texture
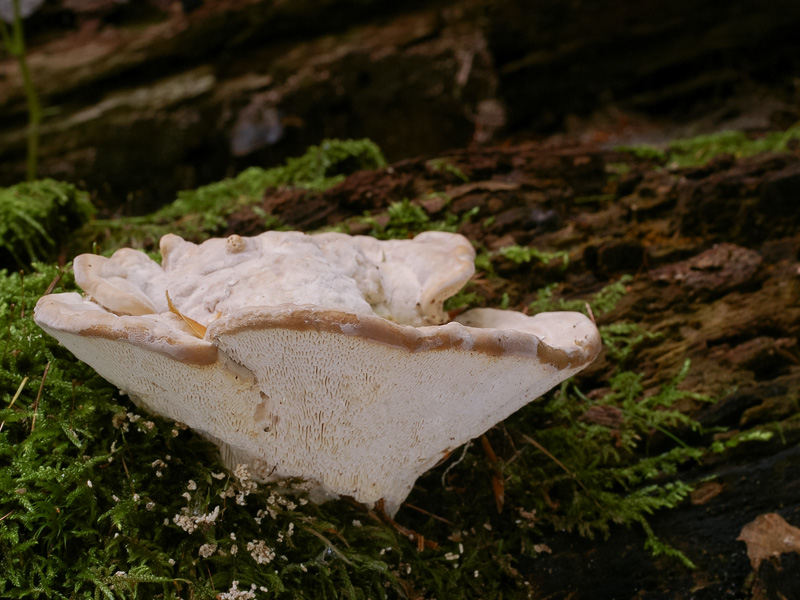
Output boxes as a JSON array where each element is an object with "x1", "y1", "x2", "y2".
[{"x1": 2, "y1": 0, "x2": 799, "y2": 211}]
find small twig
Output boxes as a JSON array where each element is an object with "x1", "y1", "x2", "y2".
[
  {"x1": 69, "y1": 380, "x2": 77, "y2": 430},
  {"x1": 303, "y1": 527, "x2": 354, "y2": 565},
  {"x1": 44, "y1": 272, "x2": 63, "y2": 296},
  {"x1": 119, "y1": 454, "x2": 138, "y2": 497},
  {"x1": 502, "y1": 425, "x2": 518, "y2": 455},
  {"x1": 204, "y1": 562, "x2": 214, "y2": 593},
  {"x1": 522, "y1": 433, "x2": 601, "y2": 509},
  {"x1": 1, "y1": 303, "x2": 15, "y2": 363},
  {"x1": 504, "y1": 425, "x2": 526, "y2": 468},
  {"x1": 0, "y1": 375, "x2": 28, "y2": 433},
  {"x1": 401, "y1": 503, "x2": 455, "y2": 526},
  {"x1": 372, "y1": 499, "x2": 439, "y2": 551},
  {"x1": 522, "y1": 434, "x2": 580, "y2": 485},
  {"x1": 585, "y1": 302, "x2": 596, "y2": 325},
  {"x1": 0, "y1": 0, "x2": 42, "y2": 180},
  {"x1": 30, "y1": 362, "x2": 50, "y2": 432},
  {"x1": 0, "y1": 510, "x2": 13, "y2": 522},
  {"x1": 18, "y1": 271, "x2": 25, "y2": 320},
  {"x1": 775, "y1": 346, "x2": 800, "y2": 365},
  {"x1": 440, "y1": 440, "x2": 472, "y2": 488},
  {"x1": 480, "y1": 435, "x2": 505, "y2": 514}
]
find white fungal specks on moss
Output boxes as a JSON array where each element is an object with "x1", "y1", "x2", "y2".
[{"x1": 246, "y1": 539, "x2": 275, "y2": 564}]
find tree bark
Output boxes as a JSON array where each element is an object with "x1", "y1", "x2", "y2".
[{"x1": 1, "y1": 0, "x2": 799, "y2": 212}]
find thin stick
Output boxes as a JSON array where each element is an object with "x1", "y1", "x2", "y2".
[
  {"x1": 18, "y1": 271, "x2": 25, "y2": 320},
  {"x1": 44, "y1": 272, "x2": 62, "y2": 296},
  {"x1": 303, "y1": 527, "x2": 354, "y2": 565},
  {"x1": 521, "y1": 433, "x2": 596, "y2": 501},
  {"x1": 30, "y1": 362, "x2": 50, "y2": 432},
  {"x1": 372, "y1": 499, "x2": 439, "y2": 551},
  {"x1": 585, "y1": 302, "x2": 596, "y2": 325},
  {"x1": 0, "y1": 376, "x2": 28, "y2": 433},
  {"x1": 1, "y1": 303, "x2": 15, "y2": 363},
  {"x1": 0, "y1": 0, "x2": 41, "y2": 180},
  {"x1": 480, "y1": 434, "x2": 505, "y2": 514},
  {"x1": 205, "y1": 563, "x2": 215, "y2": 592},
  {"x1": 401, "y1": 503, "x2": 455, "y2": 526},
  {"x1": 440, "y1": 440, "x2": 472, "y2": 488}
]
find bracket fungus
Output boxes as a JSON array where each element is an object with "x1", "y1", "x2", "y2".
[{"x1": 34, "y1": 231, "x2": 601, "y2": 514}]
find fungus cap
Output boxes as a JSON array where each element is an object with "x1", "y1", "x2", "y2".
[{"x1": 34, "y1": 231, "x2": 601, "y2": 514}]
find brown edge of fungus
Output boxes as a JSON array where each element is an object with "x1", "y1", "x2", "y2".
[
  {"x1": 37, "y1": 300, "x2": 600, "y2": 371},
  {"x1": 209, "y1": 306, "x2": 602, "y2": 370},
  {"x1": 34, "y1": 295, "x2": 218, "y2": 366}
]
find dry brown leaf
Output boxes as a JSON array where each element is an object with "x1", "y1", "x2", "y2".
[{"x1": 736, "y1": 512, "x2": 800, "y2": 569}]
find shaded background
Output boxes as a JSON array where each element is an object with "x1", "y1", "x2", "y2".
[
  {"x1": 2, "y1": 3, "x2": 800, "y2": 599},
  {"x1": 1, "y1": 0, "x2": 799, "y2": 214}
]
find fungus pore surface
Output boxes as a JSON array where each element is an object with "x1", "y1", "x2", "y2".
[{"x1": 34, "y1": 231, "x2": 601, "y2": 514}]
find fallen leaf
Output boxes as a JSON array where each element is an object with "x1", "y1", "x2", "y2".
[{"x1": 737, "y1": 512, "x2": 800, "y2": 569}]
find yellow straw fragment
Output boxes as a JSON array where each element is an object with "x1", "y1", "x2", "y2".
[{"x1": 166, "y1": 291, "x2": 207, "y2": 338}]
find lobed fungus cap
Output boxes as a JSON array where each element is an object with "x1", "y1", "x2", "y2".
[{"x1": 34, "y1": 230, "x2": 601, "y2": 514}]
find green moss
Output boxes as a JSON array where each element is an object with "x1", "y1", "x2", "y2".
[
  {"x1": 605, "y1": 162, "x2": 631, "y2": 177},
  {"x1": 425, "y1": 159, "x2": 470, "y2": 183},
  {"x1": 364, "y1": 199, "x2": 478, "y2": 240},
  {"x1": 616, "y1": 122, "x2": 800, "y2": 169},
  {"x1": 0, "y1": 180, "x2": 95, "y2": 269},
  {"x1": 159, "y1": 138, "x2": 386, "y2": 226},
  {"x1": 497, "y1": 245, "x2": 569, "y2": 269},
  {"x1": 83, "y1": 139, "x2": 386, "y2": 251},
  {"x1": 599, "y1": 321, "x2": 661, "y2": 363},
  {"x1": 0, "y1": 257, "x2": 776, "y2": 598},
  {"x1": 443, "y1": 289, "x2": 484, "y2": 313},
  {"x1": 527, "y1": 275, "x2": 632, "y2": 317},
  {"x1": 666, "y1": 125, "x2": 800, "y2": 167},
  {"x1": 509, "y1": 363, "x2": 708, "y2": 568}
]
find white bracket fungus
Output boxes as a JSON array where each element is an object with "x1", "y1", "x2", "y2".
[{"x1": 34, "y1": 231, "x2": 601, "y2": 514}]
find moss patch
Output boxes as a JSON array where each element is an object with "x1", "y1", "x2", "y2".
[
  {"x1": 0, "y1": 180, "x2": 95, "y2": 269},
  {"x1": 80, "y1": 139, "x2": 386, "y2": 253},
  {"x1": 616, "y1": 122, "x2": 800, "y2": 168}
]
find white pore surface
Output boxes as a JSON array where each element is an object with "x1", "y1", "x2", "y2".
[
  {"x1": 37, "y1": 308, "x2": 593, "y2": 515},
  {"x1": 34, "y1": 231, "x2": 601, "y2": 514},
  {"x1": 210, "y1": 320, "x2": 593, "y2": 514}
]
